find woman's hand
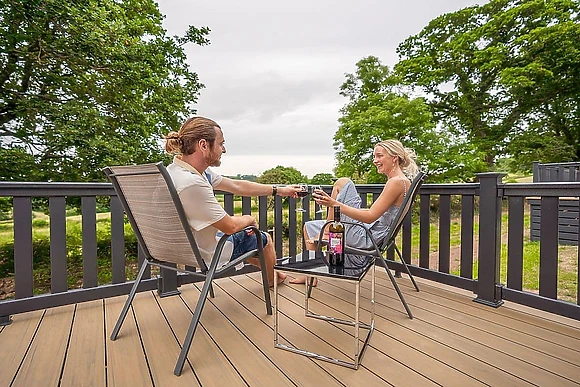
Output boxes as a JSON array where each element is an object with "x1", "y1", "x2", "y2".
[{"x1": 312, "y1": 188, "x2": 336, "y2": 208}]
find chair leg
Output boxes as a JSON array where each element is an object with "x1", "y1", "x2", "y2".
[
  {"x1": 378, "y1": 257, "x2": 414, "y2": 319},
  {"x1": 174, "y1": 262, "x2": 220, "y2": 376},
  {"x1": 394, "y1": 245, "x2": 420, "y2": 292},
  {"x1": 256, "y1": 250, "x2": 272, "y2": 315},
  {"x1": 209, "y1": 282, "x2": 215, "y2": 298},
  {"x1": 110, "y1": 259, "x2": 149, "y2": 340},
  {"x1": 306, "y1": 277, "x2": 315, "y2": 299}
]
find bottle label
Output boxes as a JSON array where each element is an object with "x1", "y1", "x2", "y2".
[{"x1": 329, "y1": 233, "x2": 343, "y2": 254}]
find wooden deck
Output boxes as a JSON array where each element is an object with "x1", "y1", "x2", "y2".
[{"x1": 1, "y1": 270, "x2": 579, "y2": 387}]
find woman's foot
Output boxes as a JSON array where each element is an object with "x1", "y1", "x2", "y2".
[{"x1": 289, "y1": 276, "x2": 318, "y2": 287}]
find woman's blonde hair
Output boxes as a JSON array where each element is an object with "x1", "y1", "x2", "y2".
[
  {"x1": 375, "y1": 139, "x2": 419, "y2": 178},
  {"x1": 164, "y1": 117, "x2": 220, "y2": 156}
]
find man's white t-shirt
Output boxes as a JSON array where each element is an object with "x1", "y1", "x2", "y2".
[{"x1": 166, "y1": 156, "x2": 234, "y2": 268}]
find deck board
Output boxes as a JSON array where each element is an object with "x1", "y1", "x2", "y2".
[
  {"x1": 229, "y1": 275, "x2": 397, "y2": 387},
  {"x1": 275, "y1": 281, "x2": 469, "y2": 386},
  {"x1": 289, "y1": 278, "x2": 518, "y2": 386},
  {"x1": 211, "y1": 278, "x2": 344, "y2": 386},
  {"x1": 364, "y1": 277, "x2": 580, "y2": 386},
  {"x1": 1, "y1": 270, "x2": 579, "y2": 387},
  {"x1": 155, "y1": 291, "x2": 243, "y2": 387},
  {"x1": 0, "y1": 309, "x2": 43, "y2": 386},
  {"x1": 105, "y1": 295, "x2": 153, "y2": 387},
  {"x1": 13, "y1": 304, "x2": 73, "y2": 386},
  {"x1": 60, "y1": 300, "x2": 106, "y2": 387},
  {"x1": 131, "y1": 292, "x2": 199, "y2": 386},
  {"x1": 180, "y1": 283, "x2": 295, "y2": 387}
]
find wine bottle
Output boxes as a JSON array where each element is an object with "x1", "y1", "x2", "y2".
[{"x1": 328, "y1": 206, "x2": 345, "y2": 266}]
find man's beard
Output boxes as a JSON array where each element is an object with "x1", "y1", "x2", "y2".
[{"x1": 206, "y1": 151, "x2": 221, "y2": 167}]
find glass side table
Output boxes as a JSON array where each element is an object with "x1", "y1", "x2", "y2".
[{"x1": 274, "y1": 250, "x2": 375, "y2": 369}]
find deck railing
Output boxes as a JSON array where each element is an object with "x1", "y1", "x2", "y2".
[{"x1": 1, "y1": 173, "x2": 579, "y2": 325}]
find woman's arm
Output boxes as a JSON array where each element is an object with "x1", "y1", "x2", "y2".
[{"x1": 313, "y1": 178, "x2": 405, "y2": 224}]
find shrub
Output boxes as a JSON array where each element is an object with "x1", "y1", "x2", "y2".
[{"x1": 32, "y1": 219, "x2": 49, "y2": 227}]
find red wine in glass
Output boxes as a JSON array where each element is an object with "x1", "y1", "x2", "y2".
[{"x1": 296, "y1": 183, "x2": 308, "y2": 212}]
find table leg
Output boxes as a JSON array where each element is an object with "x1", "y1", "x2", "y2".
[
  {"x1": 274, "y1": 269, "x2": 279, "y2": 346},
  {"x1": 355, "y1": 281, "x2": 360, "y2": 368}
]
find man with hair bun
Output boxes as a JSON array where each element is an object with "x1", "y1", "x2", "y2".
[{"x1": 165, "y1": 116, "x2": 300, "y2": 286}]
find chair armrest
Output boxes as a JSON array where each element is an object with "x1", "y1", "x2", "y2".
[
  {"x1": 340, "y1": 221, "x2": 383, "y2": 258},
  {"x1": 211, "y1": 226, "x2": 266, "y2": 273}
]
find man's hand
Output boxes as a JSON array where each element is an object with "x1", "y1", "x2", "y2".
[{"x1": 277, "y1": 184, "x2": 301, "y2": 198}]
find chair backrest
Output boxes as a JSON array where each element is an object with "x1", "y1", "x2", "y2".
[
  {"x1": 378, "y1": 171, "x2": 427, "y2": 252},
  {"x1": 103, "y1": 162, "x2": 206, "y2": 269}
]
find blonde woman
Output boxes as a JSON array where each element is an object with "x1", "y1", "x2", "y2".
[{"x1": 289, "y1": 140, "x2": 419, "y2": 285}]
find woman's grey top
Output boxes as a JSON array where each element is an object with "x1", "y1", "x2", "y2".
[{"x1": 304, "y1": 178, "x2": 407, "y2": 250}]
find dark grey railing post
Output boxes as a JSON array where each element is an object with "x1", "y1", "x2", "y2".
[
  {"x1": 474, "y1": 172, "x2": 505, "y2": 307},
  {"x1": 532, "y1": 161, "x2": 540, "y2": 182},
  {"x1": 158, "y1": 265, "x2": 180, "y2": 298},
  {"x1": 0, "y1": 315, "x2": 12, "y2": 326}
]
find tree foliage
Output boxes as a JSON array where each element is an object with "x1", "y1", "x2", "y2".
[
  {"x1": 310, "y1": 173, "x2": 335, "y2": 185},
  {"x1": 1, "y1": 0, "x2": 210, "y2": 181},
  {"x1": 334, "y1": 56, "x2": 482, "y2": 183},
  {"x1": 256, "y1": 166, "x2": 307, "y2": 185},
  {"x1": 395, "y1": 0, "x2": 580, "y2": 171}
]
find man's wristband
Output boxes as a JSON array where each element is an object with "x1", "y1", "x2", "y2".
[{"x1": 272, "y1": 185, "x2": 277, "y2": 196}]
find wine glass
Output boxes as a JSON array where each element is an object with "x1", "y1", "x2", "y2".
[
  {"x1": 311, "y1": 185, "x2": 325, "y2": 214},
  {"x1": 295, "y1": 183, "x2": 308, "y2": 212}
]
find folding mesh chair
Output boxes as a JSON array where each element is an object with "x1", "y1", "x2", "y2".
[
  {"x1": 104, "y1": 162, "x2": 272, "y2": 376},
  {"x1": 314, "y1": 172, "x2": 426, "y2": 319}
]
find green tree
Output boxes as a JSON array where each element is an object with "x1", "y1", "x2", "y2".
[
  {"x1": 310, "y1": 173, "x2": 335, "y2": 185},
  {"x1": 335, "y1": 56, "x2": 481, "y2": 183},
  {"x1": 257, "y1": 166, "x2": 307, "y2": 185},
  {"x1": 1, "y1": 0, "x2": 209, "y2": 181},
  {"x1": 395, "y1": 0, "x2": 580, "y2": 170}
]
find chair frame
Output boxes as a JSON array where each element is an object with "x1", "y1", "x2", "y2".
[
  {"x1": 104, "y1": 162, "x2": 272, "y2": 376},
  {"x1": 313, "y1": 172, "x2": 427, "y2": 319}
]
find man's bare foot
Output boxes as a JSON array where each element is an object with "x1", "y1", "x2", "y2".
[
  {"x1": 288, "y1": 276, "x2": 318, "y2": 287},
  {"x1": 269, "y1": 272, "x2": 287, "y2": 287}
]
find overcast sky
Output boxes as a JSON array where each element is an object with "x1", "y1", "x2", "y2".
[{"x1": 157, "y1": 0, "x2": 486, "y2": 178}]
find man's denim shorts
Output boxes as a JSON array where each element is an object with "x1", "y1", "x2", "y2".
[{"x1": 217, "y1": 230, "x2": 269, "y2": 260}]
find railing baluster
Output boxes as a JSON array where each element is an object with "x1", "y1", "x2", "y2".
[
  {"x1": 259, "y1": 196, "x2": 268, "y2": 232},
  {"x1": 242, "y1": 196, "x2": 251, "y2": 215},
  {"x1": 288, "y1": 197, "x2": 296, "y2": 257},
  {"x1": 539, "y1": 197, "x2": 559, "y2": 299},
  {"x1": 402, "y1": 211, "x2": 412, "y2": 264},
  {"x1": 224, "y1": 193, "x2": 234, "y2": 215},
  {"x1": 13, "y1": 197, "x2": 33, "y2": 299},
  {"x1": 359, "y1": 192, "x2": 367, "y2": 208},
  {"x1": 507, "y1": 196, "x2": 524, "y2": 290},
  {"x1": 419, "y1": 194, "x2": 430, "y2": 268},
  {"x1": 275, "y1": 195, "x2": 283, "y2": 257},
  {"x1": 111, "y1": 196, "x2": 125, "y2": 284},
  {"x1": 439, "y1": 195, "x2": 451, "y2": 274},
  {"x1": 81, "y1": 197, "x2": 98, "y2": 288},
  {"x1": 138, "y1": 244, "x2": 150, "y2": 279},
  {"x1": 49, "y1": 196, "x2": 67, "y2": 293},
  {"x1": 460, "y1": 195, "x2": 474, "y2": 279}
]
